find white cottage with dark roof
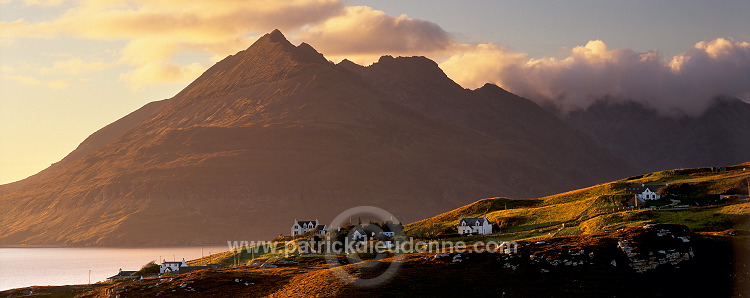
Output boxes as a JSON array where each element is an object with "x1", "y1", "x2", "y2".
[
  {"x1": 458, "y1": 216, "x2": 492, "y2": 235},
  {"x1": 626, "y1": 184, "x2": 667, "y2": 200},
  {"x1": 291, "y1": 220, "x2": 327, "y2": 236},
  {"x1": 160, "y1": 258, "x2": 188, "y2": 274}
]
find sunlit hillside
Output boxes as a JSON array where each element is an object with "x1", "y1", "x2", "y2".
[{"x1": 406, "y1": 163, "x2": 750, "y2": 239}]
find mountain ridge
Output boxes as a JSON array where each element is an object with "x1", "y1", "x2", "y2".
[
  {"x1": 561, "y1": 96, "x2": 750, "y2": 172},
  {"x1": 0, "y1": 30, "x2": 637, "y2": 246}
]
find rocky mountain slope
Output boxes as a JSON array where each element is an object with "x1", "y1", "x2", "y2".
[
  {"x1": 0, "y1": 30, "x2": 635, "y2": 246},
  {"x1": 561, "y1": 98, "x2": 750, "y2": 172}
]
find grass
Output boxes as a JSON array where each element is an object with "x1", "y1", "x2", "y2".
[
  {"x1": 188, "y1": 164, "x2": 750, "y2": 269},
  {"x1": 406, "y1": 163, "x2": 750, "y2": 239}
]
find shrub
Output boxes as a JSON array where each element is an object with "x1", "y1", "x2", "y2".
[{"x1": 133, "y1": 261, "x2": 159, "y2": 276}]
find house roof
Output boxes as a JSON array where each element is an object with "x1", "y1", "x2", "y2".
[
  {"x1": 625, "y1": 184, "x2": 666, "y2": 194},
  {"x1": 295, "y1": 220, "x2": 317, "y2": 226},
  {"x1": 316, "y1": 224, "x2": 327, "y2": 230},
  {"x1": 460, "y1": 217, "x2": 488, "y2": 226},
  {"x1": 107, "y1": 270, "x2": 137, "y2": 279},
  {"x1": 178, "y1": 266, "x2": 209, "y2": 274}
]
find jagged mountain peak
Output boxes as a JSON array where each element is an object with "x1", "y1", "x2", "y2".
[
  {"x1": 174, "y1": 30, "x2": 330, "y2": 102},
  {"x1": 337, "y1": 58, "x2": 364, "y2": 70},
  {"x1": 244, "y1": 29, "x2": 327, "y2": 65},
  {"x1": 265, "y1": 28, "x2": 287, "y2": 42}
]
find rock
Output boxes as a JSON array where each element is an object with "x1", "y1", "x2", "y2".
[
  {"x1": 433, "y1": 253, "x2": 449, "y2": 259},
  {"x1": 452, "y1": 254, "x2": 463, "y2": 263}
]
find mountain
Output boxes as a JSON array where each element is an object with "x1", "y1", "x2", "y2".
[
  {"x1": 0, "y1": 30, "x2": 636, "y2": 246},
  {"x1": 560, "y1": 98, "x2": 750, "y2": 172},
  {"x1": 0, "y1": 100, "x2": 167, "y2": 195}
]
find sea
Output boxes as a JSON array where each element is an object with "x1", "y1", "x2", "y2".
[{"x1": 0, "y1": 246, "x2": 227, "y2": 291}]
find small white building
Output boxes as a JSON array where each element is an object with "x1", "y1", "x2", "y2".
[
  {"x1": 351, "y1": 229, "x2": 367, "y2": 242},
  {"x1": 314, "y1": 224, "x2": 328, "y2": 237},
  {"x1": 291, "y1": 220, "x2": 327, "y2": 236},
  {"x1": 160, "y1": 258, "x2": 188, "y2": 274},
  {"x1": 626, "y1": 184, "x2": 667, "y2": 201},
  {"x1": 458, "y1": 216, "x2": 492, "y2": 235}
]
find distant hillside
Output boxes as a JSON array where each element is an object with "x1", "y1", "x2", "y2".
[
  {"x1": 407, "y1": 163, "x2": 750, "y2": 238},
  {"x1": 561, "y1": 98, "x2": 750, "y2": 172}
]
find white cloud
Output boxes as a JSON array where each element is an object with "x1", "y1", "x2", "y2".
[
  {"x1": 440, "y1": 38, "x2": 750, "y2": 115},
  {"x1": 299, "y1": 6, "x2": 452, "y2": 61}
]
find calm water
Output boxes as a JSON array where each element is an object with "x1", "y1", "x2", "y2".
[{"x1": 0, "y1": 246, "x2": 227, "y2": 291}]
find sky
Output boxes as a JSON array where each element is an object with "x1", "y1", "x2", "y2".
[{"x1": 1, "y1": 0, "x2": 749, "y2": 184}]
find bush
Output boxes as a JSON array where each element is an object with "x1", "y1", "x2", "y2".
[
  {"x1": 658, "y1": 182, "x2": 707, "y2": 199},
  {"x1": 646, "y1": 197, "x2": 672, "y2": 207},
  {"x1": 133, "y1": 261, "x2": 159, "y2": 276}
]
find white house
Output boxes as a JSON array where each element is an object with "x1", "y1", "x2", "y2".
[
  {"x1": 314, "y1": 224, "x2": 328, "y2": 237},
  {"x1": 291, "y1": 220, "x2": 319, "y2": 236},
  {"x1": 351, "y1": 228, "x2": 367, "y2": 242},
  {"x1": 626, "y1": 184, "x2": 667, "y2": 201},
  {"x1": 160, "y1": 258, "x2": 188, "y2": 274},
  {"x1": 458, "y1": 216, "x2": 492, "y2": 235}
]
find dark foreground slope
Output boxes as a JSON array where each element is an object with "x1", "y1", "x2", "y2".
[
  {"x1": 0, "y1": 30, "x2": 635, "y2": 246},
  {"x1": 4, "y1": 225, "x2": 747, "y2": 297}
]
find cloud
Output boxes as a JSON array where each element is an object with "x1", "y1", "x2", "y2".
[
  {"x1": 40, "y1": 57, "x2": 113, "y2": 75},
  {"x1": 0, "y1": 0, "x2": 344, "y2": 88},
  {"x1": 0, "y1": 0, "x2": 458, "y2": 87},
  {"x1": 441, "y1": 38, "x2": 750, "y2": 116},
  {"x1": 22, "y1": 0, "x2": 66, "y2": 6},
  {"x1": 2, "y1": 0, "x2": 748, "y2": 114},
  {"x1": 0, "y1": 65, "x2": 14, "y2": 73},
  {"x1": 298, "y1": 6, "x2": 453, "y2": 62},
  {"x1": 119, "y1": 62, "x2": 204, "y2": 90},
  {"x1": 2, "y1": 74, "x2": 69, "y2": 89}
]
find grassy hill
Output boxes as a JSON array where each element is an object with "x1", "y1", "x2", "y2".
[
  {"x1": 5, "y1": 164, "x2": 749, "y2": 297},
  {"x1": 10, "y1": 225, "x2": 747, "y2": 297},
  {"x1": 406, "y1": 163, "x2": 750, "y2": 239},
  {"x1": 186, "y1": 163, "x2": 749, "y2": 268}
]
